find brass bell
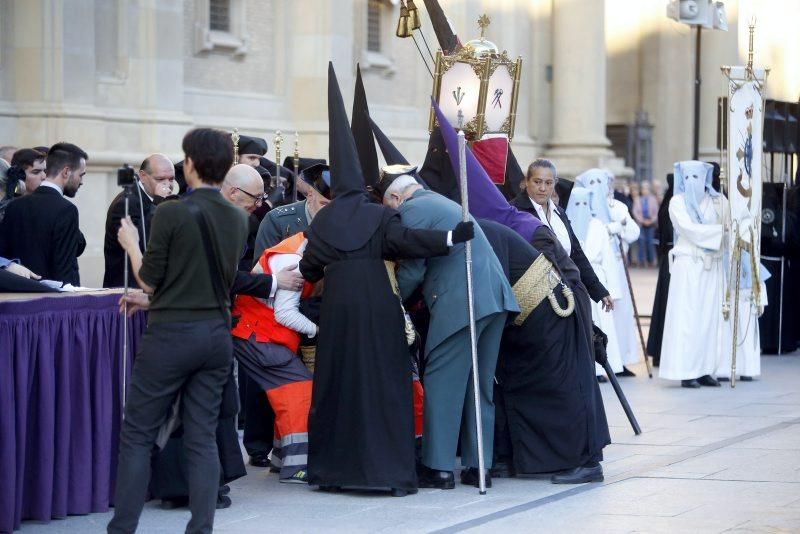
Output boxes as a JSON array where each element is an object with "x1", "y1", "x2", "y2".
[
  {"x1": 406, "y1": 0, "x2": 421, "y2": 30},
  {"x1": 395, "y1": 1, "x2": 412, "y2": 38}
]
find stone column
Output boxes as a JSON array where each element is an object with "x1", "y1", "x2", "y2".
[{"x1": 545, "y1": 0, "x2": 625, "y2": 178}]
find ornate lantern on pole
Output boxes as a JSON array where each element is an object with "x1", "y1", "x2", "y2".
[{"x1": 428, "y1": 15, "x2": 523, "y2": 142}]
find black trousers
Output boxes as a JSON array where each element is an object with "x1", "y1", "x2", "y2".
[
  {"x1": 242, "y1": 368, "x2": 275, "y2": 457},
  {"x1": 108, "y1": 319, "x2": 231, "y2": 534}
]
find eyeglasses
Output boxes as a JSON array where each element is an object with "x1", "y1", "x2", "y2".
[{"x1": 235, "y1": 187, "x2": 266, "y2": 207}]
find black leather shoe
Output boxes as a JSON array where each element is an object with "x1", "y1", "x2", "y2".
[
  {"x1": 490, "y1": 461, "x2": 516, "y2": 478},
  {"x1": 616, "y1": 367, "x2": 636, "y2": 377},
  {"x1": 681, "y1": 379, "x2": 701, "y2": 388},
  {"x1": 551, "y1": 463, "x2": 603, "y2": 484},
  {"x1": 698, "y1": 375, "x2": 721, "y2": 387},
  {"x1": 740, "y1": 375, "x2": 753, "y2": 381},
  {"x1": 417, "y1": 466, "x2": 455, "y2": 489},
  {"x1": 390, "y1": 488, "x2": 418, "y2": 497},
  {"x1": 597, "y1": 375, "x2": 608, "y2": 383},
  {"x1": 161, "y1": 496, "x2": 189, "y2": 510},
  {"x1": 249, "y1": 453, "x2": 271, "y2": 468},
  {"x1": 461, "y1": 468, "x2": 492, "y2": 488}
]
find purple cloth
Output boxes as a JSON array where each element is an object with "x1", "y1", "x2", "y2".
[
  {"x1": 0, "y1": 293, "x2": 146, "y2": 532},
  {"x1": 431, "y1": 98, "x2": 542, "y2": 242}
]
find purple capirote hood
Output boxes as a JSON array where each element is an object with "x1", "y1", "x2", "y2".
[{"x1": 432, "y1": 98, "x2": 542, "y2": 242}]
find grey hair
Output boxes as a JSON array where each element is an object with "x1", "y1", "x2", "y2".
[
  {"x1": 527, "y1": 158, "x2": 558, "y2": 181},
  {"x1": 383, "y1": 175, "x2": 419, "y2": 202},
  {"x1": 0, "y1": 159, "x2": 9, "y2": 199}
]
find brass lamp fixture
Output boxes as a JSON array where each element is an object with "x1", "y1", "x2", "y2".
[
  {"x1": 428, "y1": 14, "x2": 523, "y2": 142},
  {"x1": 396, "y1": 1, "x2": 412, "y2": 38}
]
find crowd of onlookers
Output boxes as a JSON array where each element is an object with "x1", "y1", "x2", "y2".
[{"x1": 612, "y1": 177, "x2": 664, "y2": 268}]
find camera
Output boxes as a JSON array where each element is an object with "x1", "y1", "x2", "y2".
[{"x1": 117, "y1": 164, "x2": 136, "y2": 187}]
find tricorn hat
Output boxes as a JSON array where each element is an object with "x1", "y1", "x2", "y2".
[{"x1": 300, "y1": 163, "x2": 332, "y2": 200}]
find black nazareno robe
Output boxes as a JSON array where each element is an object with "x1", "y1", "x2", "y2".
[
  {"x1": 646, "y1": 184, "x2": 674, "y2": 365},
  {"x1": 299, "y1": 209, "x2": 448, "y2": 491},
  {"x1": 483, "y1": 220, "x2": 611, "y2": 473}
]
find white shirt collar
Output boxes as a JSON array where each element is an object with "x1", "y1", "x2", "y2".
[
  {"x1": 137, "y1": 180, "x2": 153, "y2": 202},
  {"x1": 530, "y1": 197, "x2": 559, "y2": 225},
  {"x1": 39, "y1": 181, "x2": 63, "y2": 195}
]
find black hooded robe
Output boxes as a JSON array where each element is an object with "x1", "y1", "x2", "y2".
[
  {"x1": 646, "y1": 175, "x2": 675, "y2": 365},
  {"x1": 489, "y1": 222, "x2": 610, "y2": 473},
  {"x1": 299, "y1": 209, "x2": 448, "y2": 491}
]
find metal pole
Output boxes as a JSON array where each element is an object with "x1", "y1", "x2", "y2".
[
  {"x1": 731, "y1": 232, "x2": 742, "y2": 388},
  {"x1": 693, "y1": 26, "x2": 702, "y2": 160},
  {"x1": 122, "y1": 189, "x2": 130, "y2": 407},
  {"x1": 458, "y1": 130, "x2": 486, "y2": 495},
  {"x1": 617, "y1": 237, "x2": 653, "y2": 378},
  {"x1": 778, "y1": 178, "x2": 787, "y2": 354}
]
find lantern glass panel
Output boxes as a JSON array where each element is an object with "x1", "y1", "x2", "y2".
[
  {"x1": 485, "y1": 65, "x2": 513, "y2": 133},
  {"x1": 439, "y1": 62, "x2": 481, "y2": 129}
]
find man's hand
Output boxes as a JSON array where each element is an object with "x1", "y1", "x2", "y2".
[
  {"x1": 119, "y1": 290, "x2": 150, "y2": 316},
  {"x1": 601, "y1": 295, "x2": 614, "y2": 312},
  {"x1": 117, "y1": 216, "x2": 141, "y2": 253},
  {"x1": 4, "y1": 262, "x2": 41, "y2": 280},
  {"x1": 275, "y1": 264, "x2": 304, "y2": 291},
  {"x1": 607, "y1": 221, "x2": 623, "y2": 235}
]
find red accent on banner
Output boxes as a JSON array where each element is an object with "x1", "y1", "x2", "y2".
[{"x1": 472, "y1": 137, "x2": 509, "y2": 185}]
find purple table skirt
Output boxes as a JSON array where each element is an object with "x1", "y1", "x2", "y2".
[{"x1": 0, "y1": 293, "x2": 146, "y2": 533}]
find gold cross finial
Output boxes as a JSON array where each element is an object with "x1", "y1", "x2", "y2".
[
  {"x1": 477, "y1": 14, "x2": 490, "y2": 39},
  {"x1": 231, "y1": 128, "x2": 240, "y2": 165},
  {"x1": 747, "y1": 17, "x2": 756, "y2": 72}
]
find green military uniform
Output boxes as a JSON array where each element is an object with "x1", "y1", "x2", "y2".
[{"x1": 253, "y1": 200, "x2": 310, "y2": 263}]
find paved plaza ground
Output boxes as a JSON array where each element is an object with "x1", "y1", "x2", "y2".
[{"x1": 19, "y1": 268, "x2": 800, "y2": 533}]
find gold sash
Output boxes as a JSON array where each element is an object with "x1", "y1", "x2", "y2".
[{"x1": 511, "y1": 255, "x2": 575, "y2": 326}]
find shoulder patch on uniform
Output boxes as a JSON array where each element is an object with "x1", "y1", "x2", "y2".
[{"x1": 274, "y1": 206, "x2": 297, "y2": 216}]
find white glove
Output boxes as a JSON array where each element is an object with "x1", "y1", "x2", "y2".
[{"x1": 607, "y1": 221, "x2": 623, "y2": 235}]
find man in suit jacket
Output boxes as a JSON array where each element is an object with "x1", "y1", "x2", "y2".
[
  {"x1": 513, "y1": 158, "x2": 613, "y2": 311},
  {"x1": 379, "y1": 167, "x2": 518, "y2": 490},
  {"x1": 103, "y1": 154, "x2": 175, "y2": 288},
  {"x1": 0, "y1": 142, "x2": 87, "y2": 285}
]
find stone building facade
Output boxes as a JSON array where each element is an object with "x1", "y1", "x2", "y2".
[{"x1": 0, "y1": 0, "x2": 797, "y2": 285}]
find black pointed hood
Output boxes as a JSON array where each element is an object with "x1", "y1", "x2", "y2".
[
  {"x1": 308, "y1": 62, "x2": 385, "y2": 251},
  {"x1": 369, "y1": 118, "x2": 409, "y2": 166},
  {"x1": 419, "y1": 127, "x2": 460, "y2": 202},
  {"x1": 501, "y1": 148, "x2": 525, "y2": 200},
  {"x1": 351, "y1": 65, "x2": 380, "y2": 188}
]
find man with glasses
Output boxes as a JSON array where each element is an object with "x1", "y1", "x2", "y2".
[{"x1": 103, "y1": 153, "x2": 175, "y2": 288}]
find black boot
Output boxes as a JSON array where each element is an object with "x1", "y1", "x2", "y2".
[
  {"x1": 460, "y1": 467, "x2": 492, "y2": 488},
  {"x1": 490, "y1": 461, "x2": 516, "y2": 479},
  {"x1": 616, "y1": 367, "x2": 636, "y2": 377},
  {"x1": 681, "y1": 379, "x2": 701, "y2": 388},
  {"x1": 698, "y1": 375, "x2": 721, "y2": 387},
  {"x1": 550, "y1": 462, "x2": 603, "y2": 484},
  {"x1": 417, "y1": 465, "x2": 455, "y2": 489}
]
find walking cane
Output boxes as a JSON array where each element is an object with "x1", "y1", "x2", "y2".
[
  {"x1": 458, "y1": 130, "x2": 487, "y2": 495},
  {"x1": 617, "y1": 237, "x2": 653, "y2": 378},
  {"x1": 603, "y1": 361, "x2": 642, "y2": 435}
]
